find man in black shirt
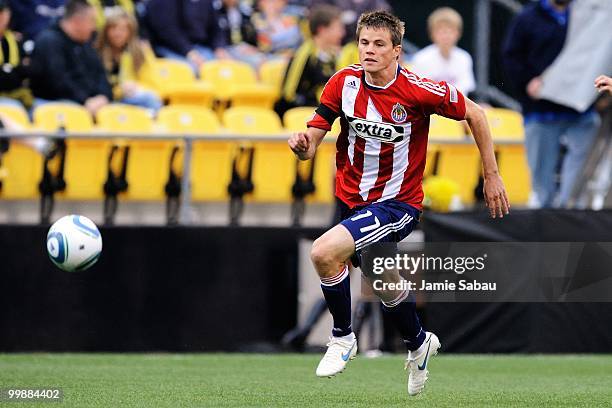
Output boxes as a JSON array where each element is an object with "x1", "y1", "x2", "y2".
[{"x1": 29, "y1": 0, "x2": 112, "y2": 115}]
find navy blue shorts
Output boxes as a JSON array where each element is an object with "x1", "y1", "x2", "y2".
[{"x1": 335, "y1": 199, "x2": 421, "y2": 267}]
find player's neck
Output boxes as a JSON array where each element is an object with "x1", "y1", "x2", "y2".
[{"x1": 365, "y1": 62, "x2": 398, "y2": 88}]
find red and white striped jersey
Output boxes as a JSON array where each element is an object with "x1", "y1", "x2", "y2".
[{"x1": 307, "y1": 63, "x2": 467, "y2": 210}]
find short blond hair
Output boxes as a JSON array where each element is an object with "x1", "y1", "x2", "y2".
[{"x1": 427, "y1": 7, "x2": 463, "y2": 34}]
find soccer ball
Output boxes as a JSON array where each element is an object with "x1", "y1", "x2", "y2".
[{"x1": 46, "y1": 215, "x2": 103, "y2": 272}]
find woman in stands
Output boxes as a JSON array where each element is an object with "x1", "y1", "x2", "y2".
[{"x1": 95, "y1": 7, "x2": 162, "y2": 113}]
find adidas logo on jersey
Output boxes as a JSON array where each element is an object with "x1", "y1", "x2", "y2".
[
  {"x1": 347, "y1": 80, "x2": 358, "y2": 89},
  {"x1": 347, "y1": 116, "x2": 405, "y2": 143}
]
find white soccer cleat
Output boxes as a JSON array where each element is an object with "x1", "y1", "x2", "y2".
[
  {"x1": 405, "y1": 332, "x2": 441, "y2": 396},
  {"x1": 315, "y1": 334, "x2": 357, "y2": 377}
]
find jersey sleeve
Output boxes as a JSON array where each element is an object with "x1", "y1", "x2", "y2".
[
  {"x1": 306, "y1": 70, "x2": 343, "y2": 131},
  {"x1": 414, "y1": 77, "x2": 467, "y2": 120}
]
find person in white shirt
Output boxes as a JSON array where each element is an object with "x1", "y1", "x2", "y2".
[{"x1": 410, "y1": 7, "x2": 475, "y2": 96}]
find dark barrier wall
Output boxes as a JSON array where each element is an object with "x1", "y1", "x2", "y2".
[
  {"x1": 1, "y1": 210, "x2": 612, "y2": 352},
  {"x1": 421, "y1": 209, "x2": 612, "y2": 353},
  {"x1": 0, "y1": 225, "x2": 321, "y2": 351}
]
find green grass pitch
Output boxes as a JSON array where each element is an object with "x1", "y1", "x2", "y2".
[{"x1": 1, "y1": 353, "x2": 611, "y2": 407}]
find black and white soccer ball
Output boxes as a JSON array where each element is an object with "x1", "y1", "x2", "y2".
[{"x1": 46, "y1": 215, "x2": 102, "y2": 272}]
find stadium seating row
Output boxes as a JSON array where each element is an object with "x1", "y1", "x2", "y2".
[
  {"x1": 0, "y1": 102, "x2": 530, "y2": 207},
  {"x1": 143, "y1": 59, "x2": 286, "y2": 111}
]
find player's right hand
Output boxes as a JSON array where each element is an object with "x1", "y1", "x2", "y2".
[
  {"x1": 288, "y1": 132, "x2": 312, "y2": 159},
  {"x1": 483, "y1": 173, "x2": 510, "y2": 219}
]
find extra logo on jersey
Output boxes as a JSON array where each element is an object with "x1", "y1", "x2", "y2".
[
  {"x1": 347, "y1": 116, "x2": 405, "y2": 143},
  {"x1": 391, "y1": 103, "x2": 407, "y2": 123}
]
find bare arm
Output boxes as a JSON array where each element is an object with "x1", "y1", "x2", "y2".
[
  {"x1": 464, "y1": 98, "x2": 510, "y2": 218},
  {"x1": 288, "y1": 126, "x2": 328, "y2": 161}
]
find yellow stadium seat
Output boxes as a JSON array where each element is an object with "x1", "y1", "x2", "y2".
[
  {"x1": 0, "y1": 104, "x2": 30, "y2": 128},
  {"x1": 0, "y1": 106, "x2": 36, "y2": 199},
  {"x1": 33, "y1": 104, "x2": 110, "y2": 200},
  {"x1": 484, "y1": 108, "x2": 529, "y2": 204},
  {"x1": 201, "y1": 61, "x2": 277, "y2": 109},
  {"x1": 329, "y1": 118, "x2": 342, "y2": 138},
  {"x1": 486, "y1": 108, "x2": 524, "y2": 141},
  {"x1": 144, "y1": 59, "x2": 214, "y2": 107},
  {"x1": 497, "y1": 143, "x2": 531, "y2": 205},
  {"x1": 283, "y1": 106, "x2": 340, "y2": 138},
  {"x1": 433, "y1": 143, "x2": 481, "y2": 204},
  {"x1": 0, "y1": 105, "x2": 34, "y2": 199},
  {"x1": 157, "y1": 105, "x2": 229, "y2": 201},
  {"x1": 227, "y1": 84, "x2": 277, "y2": 110},
  {"x1": 223, "y1": 107, "x2": 282, "y2": 134},
  {"x1": 62, "y1": 137, "x2": 113, "y2": 200},
  {"x1": 427, "y1": 114, "x2": 477, "y2": 203},
  {"x1": 222, "y1": 107, "x2": 295, "y2": 202},
  {"x1": 201, "y1": 60, "x2": 258, "y2": 90},
  {"x1": 309, "y1": 141, "x2": 335, "y2": 204},
  {"x1": 144, "y1": 59, "x2": 194, "y2": 96},
  {"x1": 0, "y1": 143, "x2": 43, "y2": 199},
  {"x1": 424, "y1": 144, "x2": 438, "y2": 178},
  {"x1": 259, "y1": 59, "x2": 288, "y2": 98},
  {"x1": 34, "y1": 103, "x2": 93, "y2": 132},
  {"x1": 283, "y1": 107, "x2": 316, "y2": 131},
  {"x1": 96, "y1": 104, "x2": 153, "y2": 133},
  {"x1": 157, "y1": 105, "x2": 220, "y2": 135},
  {"x1": 428, "y1": 114, "x2": 466, "y2": 140},
  {"x1": 282, "y1": 107, "x2": 336, "y2": 203},
  {"x1": 97, "y1": 104, "x2": 178, "y2": 201},
  {"x1": 167, "y1": 83, "x2": 214, "y2": 107}
]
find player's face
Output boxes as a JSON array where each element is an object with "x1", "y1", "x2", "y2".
[{"x1": 358, "y1": 26, "x2": 401, "y2": 74}]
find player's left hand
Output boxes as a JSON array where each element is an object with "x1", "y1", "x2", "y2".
[{"x1": 483, "y1": 173, "x2": 510, "y2": 219}]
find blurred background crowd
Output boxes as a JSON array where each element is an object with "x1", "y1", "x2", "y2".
[{"x1": 0, "y1": 0, "x2": 610, "y2": 223}]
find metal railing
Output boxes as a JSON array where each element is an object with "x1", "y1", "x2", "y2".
[{"x1": 0, "y1": 130, "x2": 513, "y2": 224}]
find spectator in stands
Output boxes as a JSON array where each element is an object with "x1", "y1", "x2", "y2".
[
  {"x1": 29, "y1": 0, "x2": 112, "y2": 115},
  {"x1": 502, "y1": 0, "x2": 598, "y2": 208},
  {"x1": 252, "y1": 0, "x2": 302, "y2": 56},
  {"x1": 217, "y1": 0, "x2": 266, "y2": 68},
  {"x1": 274, "y1": 5, "x2": 343, "y2": 118},
  {"x1": 145, "y1": 0, "x2": 228, "y2": 71},
  {"x1": 336, "y1": 41, "x2": 358, "y2": 69},
  {"x1": 0, "y1": 0, "x2": 33, "y2": 108},
  {"x1": 595, "y1": 75, "x2": 612, "y2": 95},
  {"x1": 309, "y1": 0, "x2": 391, "y2": 44},
  {"x1": 88, "y1": 0, "x2": 135, "y2": 30},
  {"x1": 7, "y1": 0, "x2": 65, "y2": 42},
  {"x1": 95, "y1": 7, "x2": 161, "y2": 112},
  {"x1": 410, "y1": 7, "x2": 475, "y2": 96}
]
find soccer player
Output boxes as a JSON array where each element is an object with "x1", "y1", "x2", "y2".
[{"x1": 288, "y1": 10, "x2": 509, "y2": 396}]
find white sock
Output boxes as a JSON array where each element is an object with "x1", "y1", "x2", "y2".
[
  {"x1": 410, "y1": 331, "x2": 429, "y2": 357},
  {"x1": 336, "y1": 332, "x2": 355, "y2": 342}
]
